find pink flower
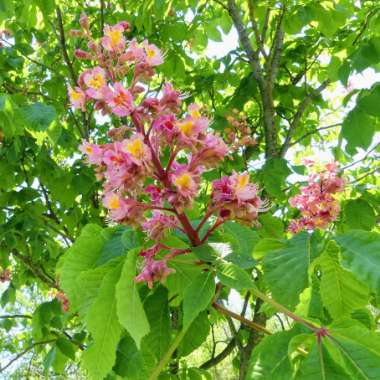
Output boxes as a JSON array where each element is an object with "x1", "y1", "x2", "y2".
[
  {"x1": 152, "y1": 114, "x2": 178, "y2": 142},
  {"x1": 212, "y1": 172, "x2": 266, "y2": 225},
  {"x1": 145, "y1": 185, "x2": 164, "y2": 205},
  {"x1": 288, "y1": 162, "x2": 345, "y2": 232},
  {"x1": 82, "y1": 67, "x2": 107, "y2": 99},
  {"x1": 160, "y1": 83, "x2": 182, "y2": 113},
  {"x1": 170, "y1": 163, "x2": 202, "y2": 201},
  {"x1": 142, "y1": 40, "x2": 164, "y2": 66},
  {"x1": 103, "y1": 192, "x2": 130, "y2": 221},
  {"x1": 79, "y1": 141, "x2": 103, "y2": 165},
  {"x1": 143, "y1": 211, "x2": 178, "y2": 240},
  {"x1": 125, "y1": 39, "x2": 146, "y2": 62},
  {"x1": 177, "y1": 104, "x2": 209, "y2": 146},
  {"x1": 191, "y1": 134, "x2": 228, "y2": 169},
  {"x1": 56, "y1": 291, "x2": 70, "y2": 312},
  {"x1": 101, "y1": 24, "x2": 126, "y2": 52},
  {"x1": 135, "y1": 258, "x2": 175, "y2": 288},
  {"x1": 230, "y1": 172, "x2": 258, "y2": 203},
  {"x1": 121, "y1": 134, "x2": 151, "y2": 166},
  {"x1": 105, "y1": 82, "x2": 134, "y2": 117},
  {"x1": 68, "y1": 86, "x2": 86, "y2": 111}
]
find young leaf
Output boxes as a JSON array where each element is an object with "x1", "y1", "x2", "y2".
[
  {"x1": 82, "y1": 266, "x2": 122, "y2": 380},
  {"x1": 115, "y1": 249, "x2": 150, "y2": 347},
  {"x1": 183, "y1": 271, "x2": 215, "y2": 328}
]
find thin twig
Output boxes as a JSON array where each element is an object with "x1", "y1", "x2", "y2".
[
  {"x1": 289, "y1": 123, "x2": 341, "y2": 147},
  {"x1": 0, "y1": 339, "x2": 56, "y2": 373}
]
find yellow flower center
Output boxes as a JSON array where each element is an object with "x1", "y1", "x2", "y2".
[
  {"x1": 146, "y1": 47, "x2": 156, "y2": 59},
  {"x1": 88, "y1": 73, "x2": 105, "y2": 89},
  {"x1": 107, "y1": 29, "x2": 122, "y2": 46},
  {"x1": 109, "y1": 195, "x2": 120, "y2": 209},
  {"x1": 70, "y1": 90, "x2": 83, "y2": 101},
  {"x1": 236, "y1": 174, "x2": 249, "y2": 190},
  {"x1": 84, "y1": 145, "x2": 93, "y2": 154},
  {"x1": 175, "y1": 173, "x2": 191, "y2": 189},
  {"x1": 178, "y1": 120, "x2": 194, "y2": 136},
  {"x1": 190, "y1": 109, "x2": 201, "y2": 119},
  {"x1": 126, "y1": 138, "x2": 144, "y2": 158}
]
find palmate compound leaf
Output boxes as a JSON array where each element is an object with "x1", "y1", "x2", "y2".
[
  {"x1": 295, "y1": 339, "x2": 351, "y2": 380},
  {"x1": 319, "y1": 254, "x2": 369, "y2": 320},
  {"x1": 82, "y1": 265, "x2": 122, "y2": 380},
  {"x1": 115, "y1": 248, "x2": 150, "y2": 348},
  {"x1": 58, "y1": 224, "x2": 109, "y2": 309},
  {"x1": 328, "y1": 320, "x2": 380, "y2": 380},
  {"x1": 335, "y1": 230, "x2": 380, "y2": 296},
  {"x1": 263, "y1": 232, "x2": 317, "y2": 310},
  {"x1": 183, "y1": 270, "x2": 215, "y2": 328}
]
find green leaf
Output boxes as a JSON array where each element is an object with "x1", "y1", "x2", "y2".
[
  {"x1": 344, "y1": 199, "x2": 376, "y2": 231},
  {"x1": 246, "y1": 330, "x2": 296, "y2": 380},
  {"x1": 263, "y1": 232, "x2": 315, "y2": 309},
  {"x1": 222, "y1": 222, "x2": 258, "y2": 268},
  {"x1": 296, "y1": 340, "x2": 350, "y2": 379},
  {"x1": 21, "y1": 102, "x2": 56, "y2": 131},
  {"x1": 358, "y1": 84, "x2": 380, "y2": 117},
  {"x1": 329, "y1": 320, "x2": 380, "y2": 380},
  {"x1": 96, "y1": 226, "x2": 128, "y2": 266},
  {"x1": 178, "y1": 311, "x2": 210, "y2": 357},
  {"x1": 59, "y1": 224, "x2": 107, "y2": 309},
  {"x1": 341, "y1": 108, "x2": 373, "y2": 154},
  {"x1": 335, "y1": 230, "x2": 380, "y2": 295},
  {"x1": 142, "y1": 286, "x2": 171, "y2": 360},
  {"x1": 115, "y1": 249, "x2": 150, "y2": 347},
  {"x1": 56, "y1": 337, "x2": 76, "y2": 361},
  {"x1": 82, "y1": 266, "x2": 122, "y2": 380},
  {"x1": 183, "y1": 271, "x2": 215, "y2": 328},
  {"x1": 258, "y1": 214, "x2": 284, "y2": 239},
  {"x1": 320, "y1": 254, "x2": 369, "y2": 319},
  {"x1": 260, "y1": 158, "x2": 291, "y2": 199},
  {"x1": 215, "y1": 260, "x2": 254, "y2": 291},
  {"x1": 252, "y1": 238, "x2": 284, "y2": 260},
  {"x1": 113, "y1": 334, "x2": 148, "y2": 379}
]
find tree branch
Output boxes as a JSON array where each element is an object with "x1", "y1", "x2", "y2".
[
  {"x1": 247, "y1": 0, "x2": 267, "y2": 59},
  {"x1": 289, "y1": 123, "x2": 341, "y2": 147},
  {"x1": 0, "y1": 339, "x2": 56, "y2": 373},
  {"x1": 199, "y1": 337, "x2": 237, "y2": 369},
  {"x1": 280, "y1": 80, "x2": 330, "y2": 156}
]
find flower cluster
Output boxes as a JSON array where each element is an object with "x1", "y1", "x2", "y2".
[
  {"x1": 0, "y1": 268, "x2": 11, "y2": 282},
  {"x1": 288, "y1": 162, "x2": 345, "y2": 233},
  {"x1": 225, "y1": 109, "x2": 257, "y2": 151},
  {"x1": 55, "y1": 291, "x2": 70, "y2": 312},
  {"x1": 71, "y1": 17, "x2": 266, "y2": 288}
]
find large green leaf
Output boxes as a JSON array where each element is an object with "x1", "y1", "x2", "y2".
[
  {"x1": 21, "y1": 102, "x2": 56, "y2": 131},
  {"x1": 246, "y1": 330, "x2": 296, "y2": 380},
  {"x1": 344, "y1": 199, "x2": 376, "y2": 231},
  {"x1": 320, "y1": 254, "x2": 369, "y2": 319},
  {"x1": 178, "y1": 311, "x2": 210, "y2": 357},
  {"x1": 222, "y1": 222, "x2": 258, "y2": 268},
  {"x1": 335, "y1": 231, "x2": 380, "y2": 295},
  {"x1": 296, "y1": 341, "x2": 351, "y2": 379},
  {"x1": 329, "y1": 320, "x2": 380, "y2": 380},
  {"x1": 115, "y1": 249, "x2": 150, "y2": 347},
  {"x1": 183, "y1": 271, "x2": 215, "y2": 328},
  {"x1": 215, "y1": 260, "x2": 254, "y2": 291},
  {"x1": 263, "y1": 232, "x2": 315, "y2": 309},
  {"x1": 59, "y1": 224, "x2": 108, "y2": 309},
  {"x1": 82, "y1": 266, "x2": 122, "y2": 380},
  {"x1": 142, "y1": 286, "x2": 171, "y2": 360}
]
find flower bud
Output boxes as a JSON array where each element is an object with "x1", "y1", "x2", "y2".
[
  {"x1": 79, "y1": 12, "x2": 89, "y2": 30},
  {"x1": 74, "y1": 49, "x2": 91, "y2": 60}
]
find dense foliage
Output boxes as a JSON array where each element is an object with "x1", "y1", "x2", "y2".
[{"x1": 0, "y1": 0, "x2": 379, "y2": 379}]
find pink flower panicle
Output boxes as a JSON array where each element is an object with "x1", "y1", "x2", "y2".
[
  {"x1": 56, "y1": 291, "x2": 70, "y2": 313},
  {"x1": 288, "y1": 162, "x2": 345, "y2": 233},
  {"x1": 72, "y1": 18, "x2": 266, "y2": 288}
]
